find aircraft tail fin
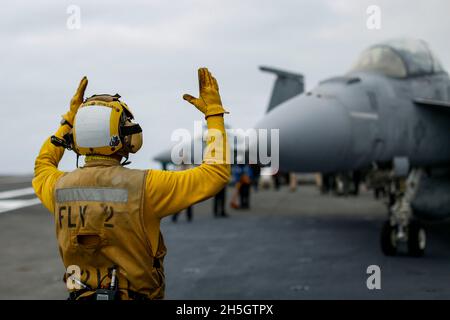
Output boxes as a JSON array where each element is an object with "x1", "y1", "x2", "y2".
[{"x1": 260, "y1": 66, "x2": 304, "y2": 113}]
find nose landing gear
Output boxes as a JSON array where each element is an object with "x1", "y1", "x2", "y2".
[{"x1": 380, "y1": 169, "x2": 425, "y2": 257}]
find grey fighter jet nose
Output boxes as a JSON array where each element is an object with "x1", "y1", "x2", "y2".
[{"x1": 255, "y1": 94, "x2": 351, "y2": 173}]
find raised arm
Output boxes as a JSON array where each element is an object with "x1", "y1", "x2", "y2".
[
  {"x1": 145, "y1": 68, "x2": 231, "y2": 219},
  {"x1": 32, "y1": 77, "x2": 88, "y2": 213}
]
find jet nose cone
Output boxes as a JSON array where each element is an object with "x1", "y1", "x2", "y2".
[{"x1": 255, "y1": 94, "x2": 351, "y2": 173}]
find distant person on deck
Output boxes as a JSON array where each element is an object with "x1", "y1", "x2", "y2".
[{"x1": 230, "y1": 164, "x2": 252, "y2": 209}]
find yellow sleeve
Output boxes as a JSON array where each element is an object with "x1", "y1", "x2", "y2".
[
  {"x1": 145, "y1": 115, "x2": 231, "y2": 219},
  {"x1": 32, "y1": 125, "x2": 70, "y2": 213}
]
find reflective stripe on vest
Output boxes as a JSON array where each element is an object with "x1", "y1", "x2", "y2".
[{"x1": 56, "y1": 188, "x2": 128, "y2": 203}]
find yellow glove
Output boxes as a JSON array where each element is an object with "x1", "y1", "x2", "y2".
[
  {"x1": 62, "y1": 76, "x2": 88, "y2": 126},
  {"x1": 183, "y1": 68, "x2": 229, "y2": 118}
]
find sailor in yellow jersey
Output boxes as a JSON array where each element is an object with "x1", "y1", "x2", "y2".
[{"x1": 32, "y1": 68, "x2": 230, "y2": 300}]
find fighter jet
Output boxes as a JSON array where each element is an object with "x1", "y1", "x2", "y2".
[{"x1": 255, "y1": 39, "x2": 450, "y2": 257}]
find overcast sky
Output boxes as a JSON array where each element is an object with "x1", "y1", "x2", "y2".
[{"x1": 1, "y1": 0, "x2": 449, "y2": 174}]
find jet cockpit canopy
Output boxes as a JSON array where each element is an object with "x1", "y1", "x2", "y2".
[{"x1": 350, "y1": 39, "x2": 445, "y2": 78}]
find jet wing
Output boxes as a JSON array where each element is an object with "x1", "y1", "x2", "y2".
[{"x1": 413, "y1": 98, "x2": 450, "y2": 111}]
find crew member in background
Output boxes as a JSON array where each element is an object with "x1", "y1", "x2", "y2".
[
  {"x1": 213, "y1": 186, "x2": 228, "y2": 218},
  {"x1": 250, "y1": 164, "x2": 261, "y2": 192},
  {"x1": 230, "y1": 164, "x2": 252, "y2": 209}
]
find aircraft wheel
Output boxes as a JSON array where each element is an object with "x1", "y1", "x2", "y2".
[
  {"x1": 381, "y1": 220, "x2": 397, "y2": 256},
  {"x1": 408, "y1": 220, "x2": 426, "y2": 257}
]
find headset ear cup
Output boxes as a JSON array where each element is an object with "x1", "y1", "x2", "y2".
[{"x1": 129, "y1": 132, "x2": 143, "y2": 153}]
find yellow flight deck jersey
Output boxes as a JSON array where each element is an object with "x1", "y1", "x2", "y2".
[{"x1": 32, "y1": 115, "x2": 230, "y2": 299}]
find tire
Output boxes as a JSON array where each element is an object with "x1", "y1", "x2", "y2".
[
  {"x1": 381, "y1": 220, "x2": 397, "y2": 256},
  {"x1": 408, "y1": 220, "x2": 426, "y2": 257}
]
